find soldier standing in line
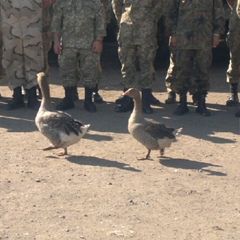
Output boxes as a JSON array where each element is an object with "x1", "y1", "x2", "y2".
[
  {"x1": 0, "y1": 0, "x2": 50, "y2": 110},
  {"x1": 51, "y1": 0, "x2": 106, "y2": 113},
  {"x1": 165, "y1": 0, "x2": 225, "y2": 116},
  {"x1": 74, "y1": 0, "x2": 111, "y2": 104},
  {"x1": 112, "y1": 0, "x2": 164, "y2": 114},
  {"x1": 225, "y1": 0, "x2": 240, "y2": 117},
  {"x1": 164, "y1": 44, "x2": 199, "y2": 105}
]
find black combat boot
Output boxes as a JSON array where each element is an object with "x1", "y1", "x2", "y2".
[
  {"x1": 196, "y1": 92, "x2": 211, "y2": 116},
  {"x1": 226, "y1": 83, "x2": 239, "y2": 106},
  {"x1": 92, "y1": 84, "x2": 103, "y2": 103},
  {"x1": 115, "y1": 88, "x2": 134, "y2": 112},
  {"x1": 149, "y1": 90, "x2": 160, "y2": 106},
  {"x1": 27, "y1": 86, "x2": 40, "y2": 109},
  {"x1": 173, "y1": 92, "x2": 189, "y2": 115},
  {"x1": 115, "y1": 88, "x2": 129, "y2": 104},
  {"x1": 165, "y1": 91, "x2": 177, "y2": 104},
  {"x1": 142, "y1": 88, "x2": 153, "y2": 114},
  {"x1": 6, "y1": 86, "x2": 25, "y2": 110},
  {"x1": 84, "y1": 87, "x2": 96, "y2": 112},
  {"x1": 56, "y1": 87, "x2": 75, "y2": 110}
]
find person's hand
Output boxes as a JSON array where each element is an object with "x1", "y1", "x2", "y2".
[
  {"x1": 54, "y1": 41, "x2": 61, "y2": 55},
  {"x1": 213, "y1": 34, "x2": 220, "y2": 48},
  {"x1": 170, "y1": 36, "x2": 177, "y2": 47},
  {"x1": 92, "y1": 40, "x2": 103, "y2": 53}
]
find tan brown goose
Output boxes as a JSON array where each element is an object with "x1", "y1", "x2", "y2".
[
  {"x1": 35, "y1": 72, "x2": 90, "y2": 155},
  {"x1": 124, "y1": 88, "x2": 182, "y2": 160}
]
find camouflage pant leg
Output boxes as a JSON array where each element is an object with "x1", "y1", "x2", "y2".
[
  {"x1": 137, "y1": 44, "x2": 155, "y2": 89},
  {"x1": 59, "y1": 48, "x2": 79, "y2": 87},
  {"x1": 175, "y1": 49, "x2": 211, "y2": 93},
  {"x1": 42, "y1": 31, "x2": 52, "y2": 75},
  {"x1": 76, "y1": 58, "x2": 101, "y2": 87},
  {"x1": 118, "y1": 43, "x2": 137, "y2": 88},
  {"x1": 166, "y1": 47, "x2": 197, "y2": 94},
  {"x1": 226, "y1": 33, "x2": 240, "y2": 84},
  {"x1": 79, "y1": 49, "x2": 101, "y2": 88},
  {"x1": 194, "y1": 48, "x2": 211, "y2": 92},
  {"x1": 3, "y1": 38, "x2": 43, "y2": 90}
]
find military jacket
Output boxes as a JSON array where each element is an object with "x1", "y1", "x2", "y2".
[
  {"x1": 112, "y1": 0, "x2": 164, "y2": 45},
  {"x1": 51, "y1": 0, "x2": 106, "y2": 49},
  {"x1": 165, "y1": 0, "x2": 225, "y2": 49}
]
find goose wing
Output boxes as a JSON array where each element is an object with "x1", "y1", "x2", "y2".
[
  {"x1": 39, "y1": 111, "x2": 84, "y2": 136},
  {"x1": 143, "y1": 119, "x2": 176, "y2": 140}
]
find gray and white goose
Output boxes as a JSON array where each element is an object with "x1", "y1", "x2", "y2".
[
  {"x1": 124, "y1": 88, "x2": 182, "y2": 160},
  {"x1": 35, "y1": 72, "x2": 90, "y2": 155}
]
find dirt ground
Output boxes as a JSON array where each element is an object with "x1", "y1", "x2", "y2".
[{"x1": 0, "y1": 43, "x2": 240, "y2": 240}]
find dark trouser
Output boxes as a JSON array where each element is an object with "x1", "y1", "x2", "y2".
[{"x1": 173, "y1": 48, "x2": 211, "y2": 94}]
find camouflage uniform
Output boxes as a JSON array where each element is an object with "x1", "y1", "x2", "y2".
[
  {"x1": 51, "y1": 0, "x2": 106, "y2": 112},
  {"x1": 112, "y1": 0, "x2": 163, "y2": 89},
  {"x1": 112, "y1": 0, "x2": 164, "y2": 114},
  {"x1": 78, "y1": 0, "x2": 110, "y2": 84},
  {"x1": 226, "y1": 0, "x2": 240, "y2": 106},
  {"x1": 52, "y1": 0, "x2": 106, "y2": 88},
  {"x1": 165, "y1": 0, "x2": 225, "y2": 116},
  {"x1": 0, "y1": 0, "x2": 44, "y2": 90}
]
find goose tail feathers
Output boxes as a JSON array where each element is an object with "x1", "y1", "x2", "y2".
[
  {"x1": 81, "y1": 124, "x2": 90, "y2": 136},
  {"x1": 172, "y1": 127, "x2": 183, "y2": 141}
]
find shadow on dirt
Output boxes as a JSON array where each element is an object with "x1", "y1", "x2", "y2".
[
  {"x1": 66, "y1": 155, "x2": 141, "y2": 172},
  {"x1": 160, "y1": 158, "x2": 227, "y2": 176}
]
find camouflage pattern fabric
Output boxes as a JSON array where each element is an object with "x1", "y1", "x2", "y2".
[
  {"x1": 74, "y1": 0, "x2": 110, "y2": 88},
  {"x1": 165, "y1": 44, "x2": 197, "y2": 95},
  {"x1": 165, "y1": 0, "x2": 225, "y2": 93},
  {"x1": 101, "y1": 0, "x2": 111, "y2": 26},
  {"x1": 51, "y1": 0, "x2": 106, "y2": 88},
  {"x1": 42, "y1": 7, "x2": 53, "y2": 74},
  {"x1": 59, "y1": 48, "x2": 100, "y2": 88},
  {"x1": 0, "y1": 0, "x2": 44, "y2": 90},
  {"x1": 226, "y1": 0, "x2": 240, "y2": 84},
  {"x1": 237, "y1": 0, "x2": 240, "y2": 18},
  {"x1": 165, "y1": 0, "x2": 225, "y2": 49},
  {"x1": 112, "y1": 0, "x2": 164, "y2": 88},
  {"x1": 51, "y1": 0, "x2": 106, "y2": 49}
]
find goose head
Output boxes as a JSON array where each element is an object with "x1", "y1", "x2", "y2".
[{"x1": 123, "y1": 88, "x2": 141, "y2": 100}]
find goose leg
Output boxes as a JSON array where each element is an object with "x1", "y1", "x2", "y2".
[
  {"x1": 157, "y1": 149, "x2": 165, "y2": 158},
  {"x1": 57, "y1": 148, "x2": 68, "y2": 156},
  {"x1": 138, "y1": 149, "x2": 152, "y2": 160}
]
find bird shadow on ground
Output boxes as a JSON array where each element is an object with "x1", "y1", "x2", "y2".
[
  {"x1": 160, "y1": 158, "x2": 227, "y2": 176},
  {"x1": 84, "y1": 132, "x2": 113, "y2": 141},
  {"x1": 66, "y1": 155, "x2": 141, "y2": 172}
]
